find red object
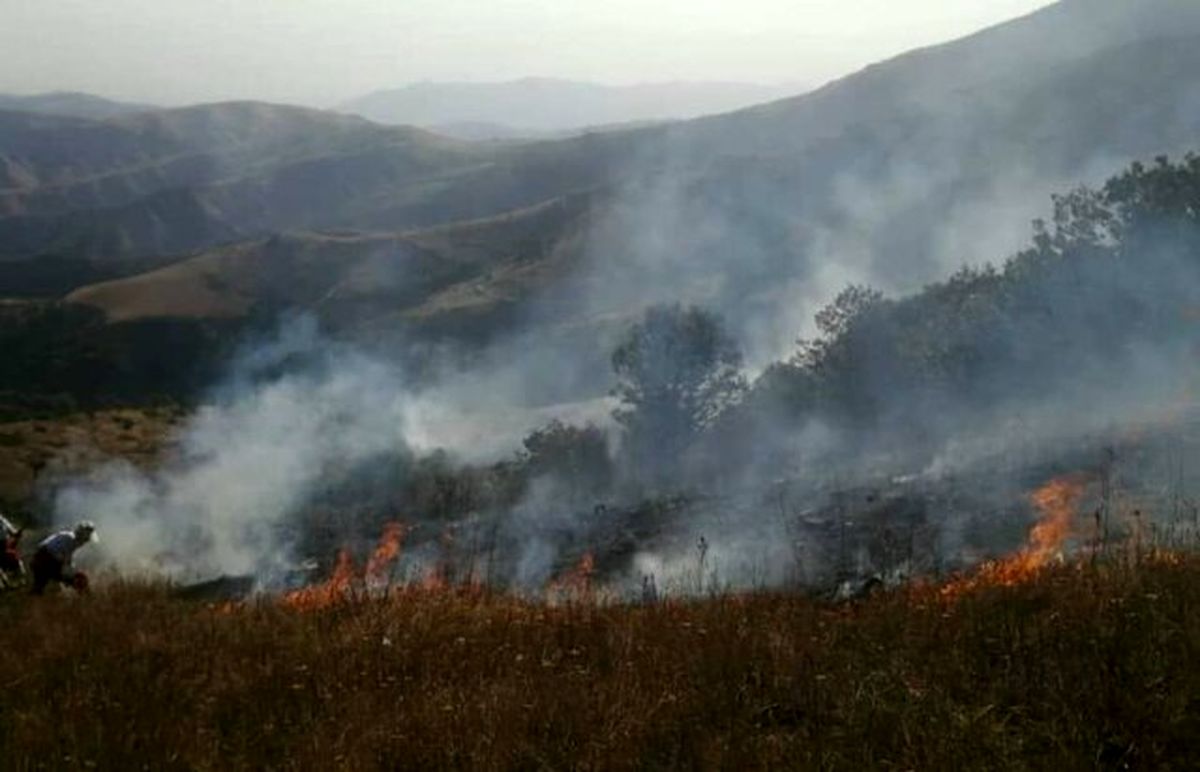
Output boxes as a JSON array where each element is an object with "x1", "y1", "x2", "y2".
[{"x1": 0, "y1": 538, "x2": 21, "y2": 575}]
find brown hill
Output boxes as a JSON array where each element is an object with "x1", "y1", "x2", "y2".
[
  {"x1": 0, "y1": 102, "x2": 487, "y2": 259},
  {"x1": 66, "y1": 193, "x2": 598, "y2": 336}
]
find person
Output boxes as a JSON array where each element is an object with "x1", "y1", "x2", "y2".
[
  {"x1": 0, "y1": 513, "x2": 24, "y2": 586},
  {"x1": 30, "y1": 521, "x2": 97, "y2": 595}
]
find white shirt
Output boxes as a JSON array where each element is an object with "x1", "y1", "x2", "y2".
[{"x1": 38, "y1": 531, "x2": 85, "y2": 565}]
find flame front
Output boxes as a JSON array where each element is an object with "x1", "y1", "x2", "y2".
[
  {"x1": 282, "y1": 547, "x2": 357, "y2": 611},
  {"x1": 546, "y1": 551, "x2": 595, "y2": 601},
  {"x1": 281, "y1": 521, "x2": 407, "y2": 611},
  {"x1": 940, "y1": 475, "x2": 1087, "y2": 599},
  {"x1": 1026, "y1": 476, "x2": 1083, "y2": 562},
  {"x1": 365, "y1": 522, "x2": 407, "y2": 588}
]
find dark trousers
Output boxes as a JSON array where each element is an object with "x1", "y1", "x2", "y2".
[{"x1": 30, "y1": 548, "x2": 64, "y2": 595}]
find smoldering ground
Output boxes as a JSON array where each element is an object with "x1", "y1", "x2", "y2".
[
  {"x1": 52, "y1": 321, "x2": 412, "y2": 581},
  {"x1": 43, "y1": 134, "x2": 1200, "y2": 596},
  {"x1": 46, "y1": 315, "x2": 622, "y2": 588},
  {"x1": 46, "y1": 164, "x2": 1200, "y2": 594}
]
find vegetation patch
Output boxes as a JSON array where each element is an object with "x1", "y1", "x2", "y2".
[{"x1": 1, "y1": 556, "x2": 1198, "y2": 769}]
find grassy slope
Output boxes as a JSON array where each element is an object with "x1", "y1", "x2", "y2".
[
  {"x1": 0, "y1": 407, "x2": 180, "y2": 510},
  {"x1": 0, "y1": 557, "x2": 1197, "y2": 769}
]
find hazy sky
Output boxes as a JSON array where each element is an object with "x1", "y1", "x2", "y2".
[{"x1": 1, "y1": 0, "x2": 1058, "y2": 106}]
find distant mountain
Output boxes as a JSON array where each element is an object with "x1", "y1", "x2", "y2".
[
  {"x1": 0, "y1": 102, "x2": 488, "y2": 260},
  {"x1": 0, "y1": 102, "x2": 479, "y2": 216},
  {"x1": 625, "y1": 0, "x2": 1200, "y2": 294},
  {"x1": 0, "y1": 91, "x2": 155, "y2": 120},
  {"x1": 338, "y1": 78, "x2": 803, "y2": 135},
  {"x1": 424, "y1": 119, "x2": 665, "y2": 143},
  {"x1": 676, "y1": 0, "x2": 1200, "y2": 154},
  {"x1": 425, "y1": 121, "x2": 538, "y2": 142},
  {"x1": 5, "y1": 0, "x2": 1198, "y2": 278}
]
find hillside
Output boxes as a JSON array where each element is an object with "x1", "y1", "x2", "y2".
[
  {"x1": 121, "y1": 5, "x2": 1200, "y2": 297},
  {"x1": 0, "y1": 102, "x2": 487, "y2": 260},
  {"x1": 7, "y1": 0, "x2": 1198, "y2": 285},
  {"x1": 65, "y1": 192, "x2": 597, "y2": 334},
  {"x1": 3, "y1": 0, "x2": 1200, "y2": 415},
  {"x1": 1, "y1": 154, "x2": 1196, "y2": 597},
  {"x1": 0, "y1": 406, "x2": 180, "y2": 510},
  {"x1": 307, "y1": 0, "x2": 1200, "y2": 360}
]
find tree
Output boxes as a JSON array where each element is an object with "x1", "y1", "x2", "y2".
[
  {"x1": 611, "y1": 305, "x2": 746, "y2": 480},
  {"x1": 792, "y1": 285, "x2": 886, "y2": 374},
  {"x1": 521, "y1": 420, "x2": 613, "y2": 503}
]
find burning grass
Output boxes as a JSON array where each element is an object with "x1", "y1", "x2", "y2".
[
  {"x1": 2, "y1": 554, "x2": 1200, "y2": 769},
  {"x1": 937, "y1": 474, "x2": 1089, "y2": 600}
]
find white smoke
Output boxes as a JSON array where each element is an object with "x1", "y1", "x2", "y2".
[
  {"x1": 51, "y1": 318, "x2": 617, "y2": 584},
  {"x1": 54, "y1": 323, "x2": 412, "y2": 581}
]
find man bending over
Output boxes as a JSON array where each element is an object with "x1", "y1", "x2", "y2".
[{"x1": 31, "y1": 521, "x2": 97, "y2": 595}]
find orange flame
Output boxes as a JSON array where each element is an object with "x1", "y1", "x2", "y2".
[
  {"x1": 546, "y1": 551, "x2": 595, "y2": 600},
  {"x1": 1026, "y1": 476, "x2": 1083, "y2": 560},
  {"x1": 365, "y1": 522, "x2": 407, "y2": 588},
  {"x1": 282, "y1": 521, "x2": 409, "y2": 610},
  {"x1": 940, "y1": 475, "x2": 1087, "y2": 599},
  {"x1": 282, "y1": 547, "x2": 357, "y2": 611}
]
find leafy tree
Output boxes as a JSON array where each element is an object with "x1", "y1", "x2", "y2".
[
  {"x1": 790, "y1": 285, "x2": 893, "y2": 423},
  {"x1": 611, "y1": 304, "x2": 746, "y2": 479},
  {"x1": 793, "y1": 285, "x2": 886, "y2": 369},
  {"x1": 771, "y1": 155, "x2": 1200, "y2": 448},
  {"x1": 521, "y1": 420, "x2": 613, "y2": 502}
]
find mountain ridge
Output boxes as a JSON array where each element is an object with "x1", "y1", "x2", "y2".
[
  {"x1": 0, "y1": 91, "x2": 156, "y2": 120},
  {"x1": 338, "y1": 78, "x2": 804, "y2": 135},
  {"x1": 3, "y1": 0, "x2": 1200, "y2": 392}
]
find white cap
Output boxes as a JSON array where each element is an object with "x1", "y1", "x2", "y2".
[{"x1": 74, "y1": 520, "x2": 98, "y2": 543}]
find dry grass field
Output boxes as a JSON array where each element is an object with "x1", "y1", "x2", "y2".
[
  {"x1": 1, "y1": 552, "x2": 1198, "y2": 770},
  {"x1": 0, "y1": 407, "x2": 181, "y2": 511}
]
